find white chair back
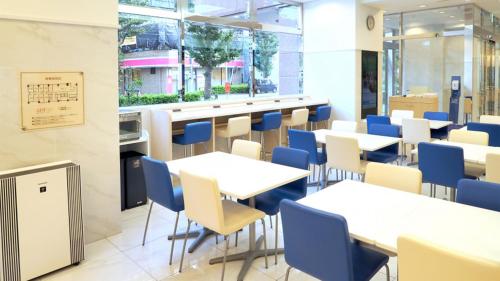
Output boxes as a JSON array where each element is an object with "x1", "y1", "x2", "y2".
[
  {"x1": 227, "y1": 116, "x2": 251, "y2": 138},
  {"x1": 179, "y1": 170, "x2": 224, "y2": 233},
  {"x1": 231, "y1": 139, "x2": 261, "y2": 160},
  {"x1": 480, "y1": 115, "x2": 500, "y2": 125},
  {"x1": 289, "y1": 108, "x2": 309, "y2": 127},
  {"x1": 486, "y1": 153, "x2": 500, "y2": 184},
  {"x1": 392, "y1": 110, "x2": 414, "y2": 119},
  {"x1": 402, "y1": 118, "x2": 430, "y2": 145},
  {"x1": 449, "y1": 129, "x2": 489, "y2": 146},
  {"x1": 326, "y1": 135, "x2": 361, "y2": 173},
  {"x1": 331, "y1": 120, "x2": 358, "y2": 133},
  {"x1": 365, "y1": 163, "x2": 422, "y2": 194}
]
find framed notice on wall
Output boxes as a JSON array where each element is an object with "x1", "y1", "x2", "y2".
[{"x1": 20, "y1": 72, "x2": 84, "y2": 131}]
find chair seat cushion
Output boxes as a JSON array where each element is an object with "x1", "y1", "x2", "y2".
[
  {"x1": 308, "y1": 114, "x2": 324, "y2": 122},
  {"x1": 155, "y1": 186, "x2": 184, "y2": 212},
  {"x1": 313, "y1": 150, "x2": 327, "y2": 165},
  {"x1": 239, "y1": 189, "x2": 304, "y2": 216},
  {"x1": 430, "y1": 128, "x2": 449, "y2": 140},
  {"x1": 251, "y1": 122, "x2": 266, "y2": 131},
  {"x1": 465, "y1": 163, "x2": 485, "y2": 178},
  {"x1": 220, "y1": 200, "x2": 265, "y2": 235},
  {"x1": 366, "y1": 151, "x2": 399, "y2": 164},
  {"x1": 172, "y1": 134, "x2": 188, "y2": 145},
  {"x1": 351, "y1": 242, "x2": 389, "y2": 281}
]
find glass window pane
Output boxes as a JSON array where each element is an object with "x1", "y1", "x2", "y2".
[
  {"x1": 255, "y1": 31, "x2": 302, "y2": 96},
  {"x1": 119, "y1": 0, "x2": 177, "y2": 11},
  {"x1": 255, "y1": 1, "x2": 301, "y2": 30},
  {"x1": 382, "y1": 40, "x2": 400, "y2": 114},
  {"x1": 184, "y1": 22, "x2": 251, "y2": 100},
  {"x1": 188, "y1": 0, "x2": 249, "y2": 18},
  {"x1": 384, "y1": 14, "x2": 400, "y2": 37},
  {"x1": 403, "y1": 6, "x2": 465, "y2": 36},
  {"x1": 119, "y1": 13, "x2": 181, "y2": 106}
]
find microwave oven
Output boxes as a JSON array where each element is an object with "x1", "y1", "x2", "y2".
[{"x1": 119, "y1": 111, "x2": 142, "y2": 142}]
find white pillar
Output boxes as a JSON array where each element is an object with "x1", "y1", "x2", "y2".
[{"x1": 303, "y1": 0, "x2": 383, "y2": 121}]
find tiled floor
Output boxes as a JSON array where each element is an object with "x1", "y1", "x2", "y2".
[{"x1": 39, "y1": 167, "x2": 452, "y2": 281}]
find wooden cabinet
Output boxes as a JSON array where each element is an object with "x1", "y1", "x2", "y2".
[{"x1": 389, "y1": 95, "x2": 438, "y2": 118}]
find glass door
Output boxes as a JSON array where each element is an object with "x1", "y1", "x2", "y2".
[
  {"x1": 479, "y1": 39, "x2": 496, "y2": 115},
  {"x1": 382, "y1": 40, "x2": 400, "y2": 115}
]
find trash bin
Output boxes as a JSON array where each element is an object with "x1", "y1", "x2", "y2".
[{"x1": 120, "y1": 151, "x2": 147, "y2": 209}]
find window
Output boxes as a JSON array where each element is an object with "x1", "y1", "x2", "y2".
[{"x1": 119, "y1": 0, "x2": 177, "y2": 11}]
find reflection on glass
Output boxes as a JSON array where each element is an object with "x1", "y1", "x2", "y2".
[
  {"x1": 384, "y1": 14, "x2": 400, "y2": 37},
  {"x1": 256, "y1": 1, "x2": 301, "y2": 29},
  {"x1": 119, "y1": 0, "x2": 176, "y2": 11},
  {"x1": 403, "y1": 6, "x2": 465, "y2": 36},
  {"x1": 382, "y1": 40, "x2": 400, "y2": 114},
  {"x1": 118, "y1": 13, "x2": 180, "y2": 106},
  {"x1": 184, "y1": 22, "x2": 250, "y2": 100},
  {"x1": 187, "y1": 0, "x2": 249, "y2": 18}
]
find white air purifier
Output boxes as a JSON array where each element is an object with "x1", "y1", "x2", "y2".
[{"x1": 0, "y1": 161, "x2": 84, "y2": 281}]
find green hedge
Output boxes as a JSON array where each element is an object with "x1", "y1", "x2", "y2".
[
  {"x1": 211, "y1": 83, "x2": 249, "y2": 95},
  {"x1": 119, "y1": 94, "x2": 179, "y2": 107},
  {"x1": 184, "y1": 91, "x2": 203, "y2": 102}
]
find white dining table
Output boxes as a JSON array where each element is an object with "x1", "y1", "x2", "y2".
[
  {"x1": 411, "y1": 140, "x2": 500, "y2": 165},
  {"x1": 167, "y1": 152, "x2": 310, "y2": 281},
  {"x1": 298, "y1": 180, "x2": 500, "y2": 262},
  {"x1": 389, "y1": 117, "x2": 452, "y2": 130}
]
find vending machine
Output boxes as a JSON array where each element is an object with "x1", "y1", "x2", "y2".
[{"x1": 449, "y1": 76, "x2": 461, "y2": 124}]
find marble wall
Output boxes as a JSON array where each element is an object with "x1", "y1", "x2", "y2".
[{"x1": 0, "y1": 19, "x2": 121, "y2": 243}]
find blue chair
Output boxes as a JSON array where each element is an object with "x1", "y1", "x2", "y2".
[
  {"x1": 366, "y1": 115, "x2": 391, "y2": 134},
  {"x1": 457, "y1": 179, "x2": 500, "y2": 212},
  {"x1": 280, "y1": 199, "x2": 390, "y2": 281},
  {"x1": 424, "y1": 111, "x2": 450, "y2": 140},
  {"x1": 308, "y1": 105, "x2": 332, "y2": 130},
  {"x1": 141, "y1": 156, "x2": 185, "y2": 265},
  {"x1": 239, "y1": 147, "x2": 309, "y2": 264},
  {"x1": 252, "y1": 112, "x2": 282, "y2": 159},
  {"x1": 418, "y1": 143, "x2": 474, "y2": 201},
  {"x1": 289, "y1": 129, "x2": 326, "y2": 190},
  {"x1": 366, "y1": 124, "x2": 400, "y2": 164},
  {"x1": 172, "y1": 121, "x2": 212, "y2": 157},
  {"x1": 468, "y1": 122, "x2": 500, "y2": 147}
]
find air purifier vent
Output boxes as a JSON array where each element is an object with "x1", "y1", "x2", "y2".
[
  {"x1": 0, "y1": 177, "x2": 21, "y2": 281},
  {"x1": 67, "y1": 166, "x2": 84, "y2": 264}
]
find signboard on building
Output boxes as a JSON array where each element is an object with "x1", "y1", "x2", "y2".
[{"x1": 20, "y1": 72, "x2": 85, "y2": 131}]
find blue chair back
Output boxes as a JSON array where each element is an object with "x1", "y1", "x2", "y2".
[
  {"x1": 368, "y1": 124, "x2": 399, "y2": 154},
  {"x1": 424, "y1": 111, "x2": 449, "y2": 121},
  {"x1": 457, "y1": 179, "x2": 500, "y2": 212},
  {"x1": 367, "y1": 115, "x2": 391, "y2": 133},
  {"x1": 183, "y1": 121, "x2": 212, "y2": 144},
  {"x1": 314, "y1": 105, "x2": 332, "y2": 122},
  {"x1": 141, "y1": 156, "x2": 183, "y2": 212},
  {"x1": 272, "y1": 147, "x2": 309, "y2": 197},
  {"x1": 418, "y1": 143, "x2": 465, "y2": 189},
  {"x1": 468, "y1": 122, "x2": 500, "y2": 147},
  {"x1": 288, "y1": 129, "x2": 323, "y2": 165},
  {"x1": 261, "y1": 112, "x2": 282, "y2": 130},
  {"x1": 280, "y1": 199, "x2": 354, "y2": 281}
]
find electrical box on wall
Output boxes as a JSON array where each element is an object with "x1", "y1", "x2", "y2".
[{"x1": 0, "y1": 161, "x2": 84, "y2": 281}]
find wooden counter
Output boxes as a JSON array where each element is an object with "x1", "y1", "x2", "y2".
[{"x1": 389, "y1": 95, "x2": 438, "y2": 118}]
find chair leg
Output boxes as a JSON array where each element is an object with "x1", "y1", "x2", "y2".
[
  {"x1": 215, "y1": 234, "x2": 219, "y2": 244},
  {"x1": 312, "y1": 165, "x2": 316, "y2": 182},
  {"x1": 169, "y1": 212, "x2": 180, "y2": 265},
  {"x1": 227, "y1": 138, "x2": 231, "y2": 153},
  {"x1": 316, "y1": 165, "x2": 322, "y2": 191},
  {"x1": 142, "y1": 202, "x2": 154, "y2": 246},
  {"x1": 221, "y1": 235, "x2": 230, "y2": 281},
  {"x1": 261, "y1": 218, "x2": 269, "y2": 269},
  {"x1": 285, "y1": 266, "x2": 293, "y2": 281},
  {"x1": 275, "y1": 214, "x2": 279, "y2": 265},
  {"x1": 179, "y1": 219, "x2": 192, "y2": 273},
  {"x1": 384, "y1": 264, "x2": 390, "y2": 281},
  {"x1": 184, "y1": 146, "x2": 187, "y2": 158},
  {"x1": 269, "y1": 215, "x2": 273, "y2": 229},
  {"x1": 235, "y1": 231, "x2": 238, "y2": 247}
]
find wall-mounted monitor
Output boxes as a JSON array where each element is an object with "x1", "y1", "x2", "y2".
[{"x1": 361, "y1": 51, "x2": 378, "y2": 119}]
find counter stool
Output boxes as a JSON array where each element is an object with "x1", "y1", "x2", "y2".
[
  {"x1": 308, "y1": 105, "x2": 331, "y2": 130},
  {"x1": 215, "y1": 116, "x2": 251, "y2": 152},
  {"x1": 252, "y1": 112, "x2": 282, "y2": 159},
  {"x1": 173, "y1": 121, "x2": 212, "y2": 157},
  {"x1": 282, "y1": 108, "x2": 309, "y2": 145}
]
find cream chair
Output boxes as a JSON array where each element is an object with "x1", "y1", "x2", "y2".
[
  {"x1": 480, "y1": 115, "x2": 500, "y2": 125},
  {"x1": 486, "y1": 153, "x2": 500, "y2": 184},
  {"x1": 392, "y1": 110, "x2": 414, "y2": 119},
  {"x1": 215, "y1": 116, "x2": 251, "y2": 152},
  {"x1": 365, "y1": 162, "x2": 422, "y2": 194},
  {"x1": 402, "y1": 118, "x2": 430, "y2": 164},
  {"x1": 398, "y1": 235, "x2": 500, "y2": 281},
  {"x1": 178, "y1": 170, "x2": 268, "y2": 280},
  {"x1": 325, "y1": 135, "x2": 368, "y2": 181},
  {"x1": 331, "y1": 120, "x2": 358, "y2": 133},
  {"x1": 449, "y1": 129, "x2": 488, "y2": 178},
  {"x1": 282, "y1": 108, "x2": 309, "y2": 130},
  {"x1": 449, "y1": 129, "x2": 489, "y2": 146},
  {"x1": 231, "y1": 139, "x2": 262, "y2": 160}
]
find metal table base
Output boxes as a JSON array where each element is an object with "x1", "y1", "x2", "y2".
[{"x1": 168, "y1": 228, "x2": 215, "y2": 253}]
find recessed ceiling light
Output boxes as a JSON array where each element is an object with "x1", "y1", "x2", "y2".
[
  {"x1": 439, "y1": 11, "x2": 445, "y2": 14},
  {"x1": 450, "y1": 15, "x2": 455, "y2": 18},
  {"x1": 419, "y1": 4, "x2": 427, "y2": 8}
]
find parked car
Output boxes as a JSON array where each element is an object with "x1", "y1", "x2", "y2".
[{"x1": 255, "y1": 79, "x2": 277, "y2": 94}]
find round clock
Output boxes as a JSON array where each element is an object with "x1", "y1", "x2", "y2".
[{"x1": 366, "y1": 15, "x2": 375, "y2": 31}]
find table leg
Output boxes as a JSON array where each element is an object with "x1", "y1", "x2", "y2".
[{"x1": 208, "y1": 196, "x2": 284, "y2": 281}]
